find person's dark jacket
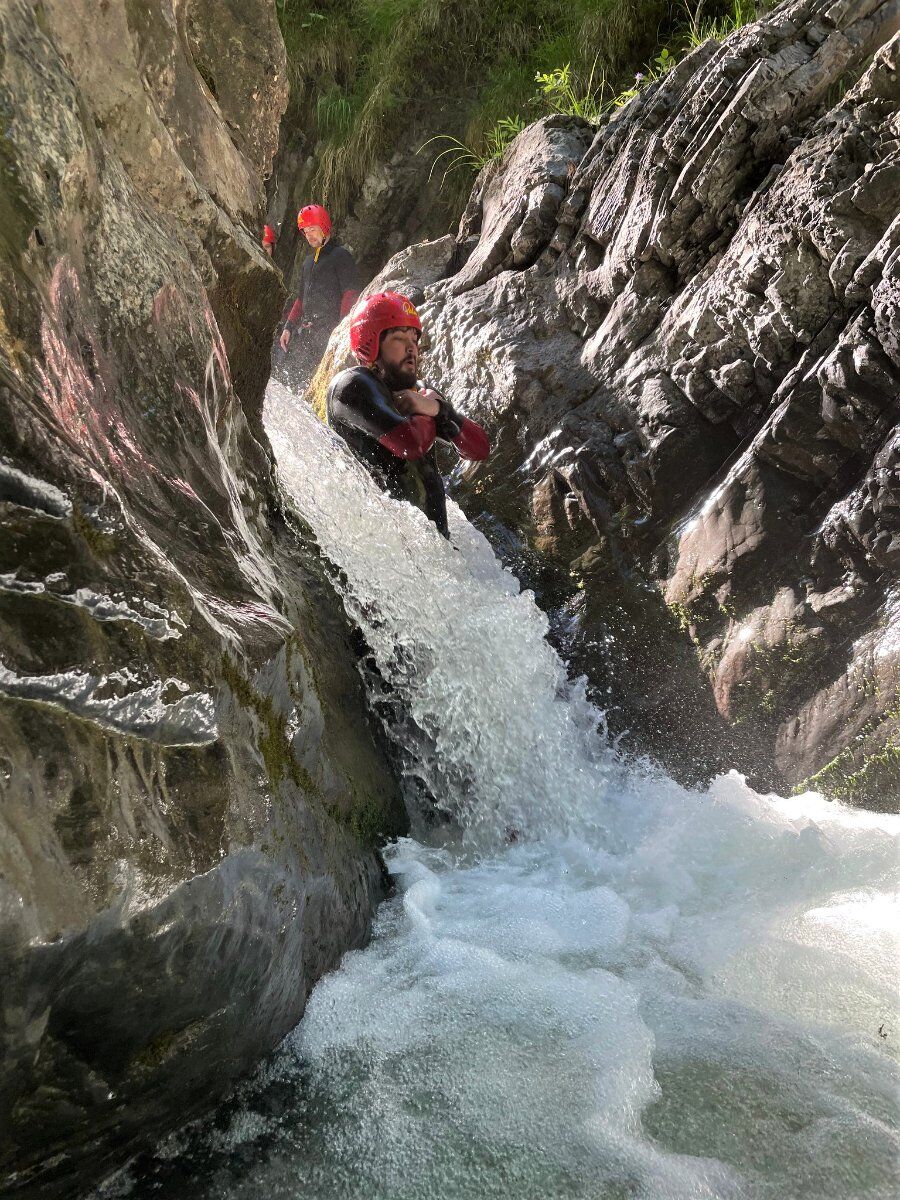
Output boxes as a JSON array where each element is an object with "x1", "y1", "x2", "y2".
[
  {"x1": 283, "y1": 240, "x2": 359, "y2": 337},
  {"x1": 326, "y1": 366, "x2": 490, "y2": 537}
]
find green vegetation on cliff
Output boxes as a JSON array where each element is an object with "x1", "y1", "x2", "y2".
[{"x1": 275, "y1": 0, "x2": 756, "y2": 230}]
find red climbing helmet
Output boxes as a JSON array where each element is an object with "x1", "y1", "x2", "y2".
[
  {"x1": 349, "y1": 292, "x2": 422, "y2": 366},
  {"x1": 296, "y1": 204, "x2": 331, "y2": 237}
]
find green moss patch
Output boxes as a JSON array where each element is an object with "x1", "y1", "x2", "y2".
[
  {"x1": 128, "y1": 1019, "x2": 205, "y2": 1077},
  {"x1": 797, "y1": 742, "x2": 900, "y2": 812},
  {"x1": 72, "y1": 503, "x2": 119, "y2": 558},
  {"x1": 221, "y1": 654, "x2": 315, "y2": 793},
  {"x1": 794, "y1": 692, "x2": 900, "y2": 811}
]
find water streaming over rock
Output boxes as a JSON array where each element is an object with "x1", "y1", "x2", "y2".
[{"x1": 95, "y1": 381, "x2": 899, "y2": 1200}]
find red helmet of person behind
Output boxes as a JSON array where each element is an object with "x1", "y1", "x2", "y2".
[
  {"x1": 296, "y1": 204, "x2": 331, "y2": 237},
  {"x1": 349, "y1": 292, "x2": 422, "y2": 366}
]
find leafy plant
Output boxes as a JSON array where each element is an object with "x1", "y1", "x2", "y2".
[
  {"x1": 612, "y1": 45, "x2": 676, "y2": 107},
  {"x1": 485, "y1": 115, "x2": 528, "y2": 159},
  {"x1": 653, "y1": 46, "x2": 676, "y2": 74},
  {"x1": 534, "y1": 58, "x2": 606, "y2": 122}
]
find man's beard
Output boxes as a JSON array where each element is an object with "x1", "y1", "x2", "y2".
[{"x1": 380, "y1": 360, "x2": 418, "y2": 390}]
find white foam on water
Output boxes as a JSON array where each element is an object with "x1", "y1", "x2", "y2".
[
  {"x1": 285, "y1": 825, "x2": 896, "y2": 1200},
  {"x1": 97, "y1": 382, "x2": 899, "y2": 1199},
  {"x1": 265, "y1": 382, "x2": 613, "y2": 846}
]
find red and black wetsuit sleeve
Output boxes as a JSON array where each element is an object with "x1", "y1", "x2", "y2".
[
  {"x1": 327, "y1": 369, "x2": 437, "y2": 460},
  {"x1": 433, "y1": 397, "x2": 490, "y2": 461},
  {"x1": 284, "y1": 256, "x2": 312, "y2": 331}
]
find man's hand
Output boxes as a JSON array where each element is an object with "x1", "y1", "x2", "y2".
[
  {"x1": 279, "y1": 328, "x2": 292, "y2": 353},
  {"x1": 394, "y1": 387, "x2": 440, "y2": 417}
]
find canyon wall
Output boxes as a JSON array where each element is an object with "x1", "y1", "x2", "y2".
[{"x1": 0, "y1": 2, "x2": 405, "y2": 1194}]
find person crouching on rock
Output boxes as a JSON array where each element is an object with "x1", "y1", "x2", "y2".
[
  {"x1": 326, "y1": 291, "x2": 489, "y2": 538},
  {"x1": 277, "y1": 204, "x2": 360, "y2": 390}
]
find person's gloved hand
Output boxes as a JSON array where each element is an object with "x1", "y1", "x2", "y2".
[
  {"x1": 394, "y1": 387, "x2": 440, "y2": 417},
  {"x1": 279, "y1": 327, "x2": 292, "y2": 353}
]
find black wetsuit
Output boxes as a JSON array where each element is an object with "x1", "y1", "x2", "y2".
[
  {"x1": 326, "y1": 367, "x2": 490, "y2": 537},
  {"x1": 281, "y1": 241, "x2": 360, "y2": 385}
]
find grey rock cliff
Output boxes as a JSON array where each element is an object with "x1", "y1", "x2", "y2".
[
  {"x1": 0, "y1": 1, "x2": 405, "y2": 1195},
  {"x1": 323, "y1": 0, "x2": 900, "y2": 803}
]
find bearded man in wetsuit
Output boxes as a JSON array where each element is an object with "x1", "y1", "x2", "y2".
[
  {"x1": 278, "y1": 204, "x2": 360, "y2": 389},
  {"x1": 326, "y1": 292, "x2": 489, "y2": 538}
]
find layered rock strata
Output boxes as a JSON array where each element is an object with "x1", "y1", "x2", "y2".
[
  {"x1": 321, "y1": 0, "x2": 900, "y2": 802},
  {"x1": 0, "y1": 2, "x2": 405, "y2": 1195}
]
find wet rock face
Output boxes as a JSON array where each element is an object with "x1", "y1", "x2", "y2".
[
  {"x1": 355, "y1": 0, "x2": 900, "y2": 800},
  {"x1": 0, "y1": 2, "x2": 404, "y2": 1195}
]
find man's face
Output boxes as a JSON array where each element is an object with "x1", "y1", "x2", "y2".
[
  {"x1": 302, "y1": 226, "x2": 326, "y2": 249},
  {"x1": 377, "y1": 327, "x2": 420, "y2": 389}
]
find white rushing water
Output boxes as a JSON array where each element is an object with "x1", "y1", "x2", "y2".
[{"x1": 101, "y1": 381, "x2": 899, "y2": 1200}]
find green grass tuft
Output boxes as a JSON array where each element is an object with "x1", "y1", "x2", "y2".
[
  {"x1": 276, "y1": 0, "x2": 674, "y2": 222},
  {"x1": 274, "y1": 0, "x2": 761, "y2": 236},
  {"x1": 683, "y1": 0, "x2": 757, "y2": 47}
]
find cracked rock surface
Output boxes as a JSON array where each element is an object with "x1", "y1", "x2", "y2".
[{"x1": 341, "y1": 0, "x2": 900, "y2": 802}]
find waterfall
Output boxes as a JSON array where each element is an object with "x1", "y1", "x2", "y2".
[{"x1": 96, "y1": 381, "x2": 898, "y2": 1200}]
